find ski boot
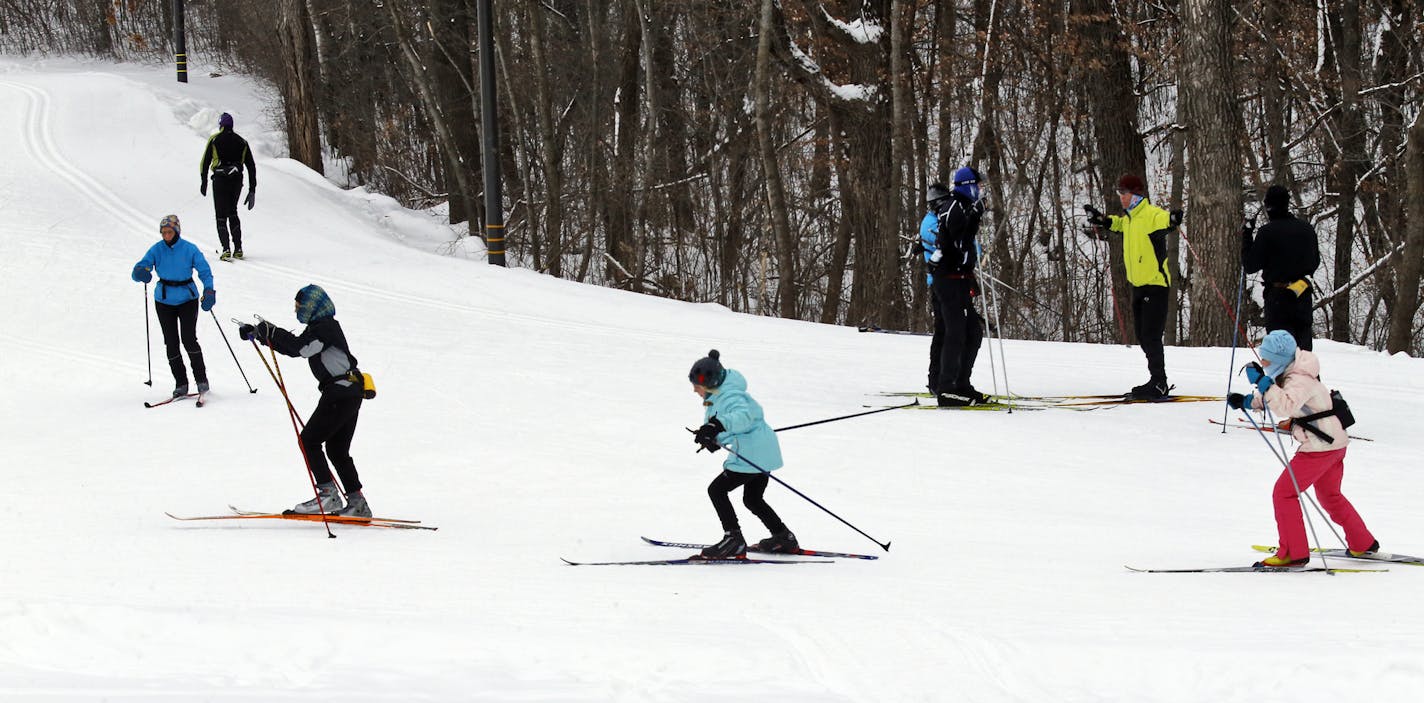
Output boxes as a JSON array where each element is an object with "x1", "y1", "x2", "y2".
[
  {"x1": 336, "y1": 491, "x2": 372, "y2": 518},
  {"x1": 1253, "y1": 554, "x2": 1310, "y2": 568},
  {"x1": 290, "y1": 482, "x2": 343, "y2": 515},
  {"x1": 755, "y1": 529, "x2": 800, "y2": 554},
  {"x1": 196, "y1": 380, "x2": 210, "y2": 394},
  {"x1": 1349, "y1": 539, "x2": 1381, "y2": 558},
  {"x1": 1127, "y1": 378, "x2": 1170, "y2": 400},
  {"x1": 172, "y1": 383, "x2": 189, "y2": 399},
  {"x1": 233, "y1": 249, "x2": 244, "y2": 260},
  {"x1": 219, "y1": 250, "x2": 232, "y2": 262},
  {"x1": 700, "y1": 530, "x2": 746, "y2": 559}
]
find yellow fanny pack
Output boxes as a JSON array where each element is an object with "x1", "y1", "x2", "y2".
[
  {"x1": 348, "y1": 371, "x2": 376, "y2": 399},
  {"x1": 1285, "y1": 279, "x2": 1309, "y2": 296}
]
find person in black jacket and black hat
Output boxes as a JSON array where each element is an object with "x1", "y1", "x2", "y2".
[
  {"x1": 200, "y1": 112, "x2": 257, "y2": 261},
  {"x1": 918, "y1": 167, "x2": 988, "y2": 407},
  {"x1": 1242, "y1": 185, "x2": 1320, "y2": 351}
]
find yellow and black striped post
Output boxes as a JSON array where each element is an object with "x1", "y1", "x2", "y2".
[
  {"x1": 477, "y1": 0, "x2": 506, "y2": 267},
  {"x1": 173, "y1": 0, "x2": 188, "y2": 84}
]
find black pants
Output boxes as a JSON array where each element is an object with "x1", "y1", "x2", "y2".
[
  {"x1": 928, "y1": 277, "x2": 985, "y2": 393},
  {"x1": 1264, "y1": 286, "x2": 1314, "y2": 351},
  {"x1": 302, "y1": 386, "x2": 364, "y2": 493},
  {"x1": 155, "y1": 298, "x2": 206, "y2": 386},
  {"x1": 708, "y1": 470, "x2": 785, "y2": 534},
  {"x1": 212, "y1": 176, "x2": 244, "y2": 252},
  {"x1": 1132, "y1": 285, "x2": 1169, "y2": 381}
]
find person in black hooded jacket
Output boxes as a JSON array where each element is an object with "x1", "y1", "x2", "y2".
[
  {"x1": 200, "y1": 112, "x2": 257, "y2": 261},
  {"x1": 240, "y1": 285, "x2": 370, "y2": 518},
  {"x1": 1241, "y1": 185, "x2": 1320, "y2": 351}
]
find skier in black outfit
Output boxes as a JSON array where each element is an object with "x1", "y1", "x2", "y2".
[
  {"x1": 1242, "y1": 185, "x2": 1320, "y2": 351},
  {"x1": 200, "y1": 112, "x2": 257, "y2": 261},
  {"x1": 918, "y1": 167, "x2": 987, "y2": 407},
  {"x1": 240, "y1": 285, "x2": 371, "y2": 518}
]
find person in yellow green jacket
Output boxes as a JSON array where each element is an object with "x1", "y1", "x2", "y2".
[{"x1": 1084, "y1": 173, "x2": 1182, "y2": 399}]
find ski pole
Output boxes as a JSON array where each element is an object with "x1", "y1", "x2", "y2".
[
  {"x1": 772, "y1": 401, "x2": 918, "y2": 433},
  {"x1": 1222, "y1": 214, "x2": 1255, "y2": 432},
  {"x1": 1240, "y1": 406, "x2": 1342, "y2": 568},
  {"x1": 978, "y1": 250, "x2": 1013, "y2": 408},
  {"x1": 244, "y1": 333, "x2": 332, "y2": 537},
  {"x1": 143, "y1": 282, "x2": 153, "y2": 386},
  {"x1": 210, "y1": 310, "x2": 257, "y2": 393},
  {"x1": 719, "y1": 445, "x2": 891, "y2": 552},
  {"x1": 1256, "y1": 402, "x2": 1347, "y2": 548}
]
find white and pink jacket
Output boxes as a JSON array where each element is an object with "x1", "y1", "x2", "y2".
[{"x1": 1246, "y1": 350, "x2": 1348, "y2": 452}]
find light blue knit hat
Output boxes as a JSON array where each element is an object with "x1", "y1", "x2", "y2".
[
  {"x1": 295, "y1": 284, "x2": 335, "y2": 323},
  {"x1": 1258, "y1": 330, "x2": 1297, "y2": 379}
]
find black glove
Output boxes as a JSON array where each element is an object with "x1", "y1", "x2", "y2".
[
  {"x1": 240, "y1": 321, "x2": 275, "y2": 343},
  {"x1": 1169, "y1": 209, "x2": 1183, "y2": 228},
  {"x1": 910, "y1": 241, "x2": 926, "y2": 256},
  {"x1": 1227, "y1": 393, "x2": 1249, "y2": 410},
  {"x1": 692, "y1": 417, "x2": 726, "y2": 453},
  {"x1": 1082, "y1": 204, "x2": 1109, "y2": 227},
  {"x1": 238, "y1": 323, "x2": 257, "y2": 341},
  {"x1": 200, "y1": 180, "x2": 208, "y2": 197},
  {"x1": 244, "y1": 189, "x2": 255, "y2": 210}
]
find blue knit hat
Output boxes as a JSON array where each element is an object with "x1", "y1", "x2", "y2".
[
  {"x1": 952, "y1": 167, "x2": 981, "y2": 201},
  {"x1": 219, "y1": 112, "x2": 234, "y2": 130},
  {"x1": 294, "y1": 284, "x2": 335, "y2": 323},
  {"x1": 1258, "y1": 330, "x2": 1297, "y2": 379}
]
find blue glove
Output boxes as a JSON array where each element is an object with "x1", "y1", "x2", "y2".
[
  {"x1": 200, "y1": 289, "x2": 215, "y2": 311},
  {"x1": 132, "y1": 265, "x2": 152, "y2": 283},
  {"x1": 1244, "y1": 362, "x2": 1263, "y2": 385},
  {"x1": 975, "y1": 241, "x2": 984, "y2": 258},
  {"x1": 1227, "y1": 393, "x2": 1250, "y2": 410},
  {"x1": 1255, "y1": 374, "x2": 1274, "y2": 393}
]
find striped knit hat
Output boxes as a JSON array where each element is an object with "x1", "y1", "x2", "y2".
[
  {"x1": 294, "y1": 284, "x2": 336, "y2": 323},
  {"x1": 159, "y1": 214, "x2": 181, "y2": 237}
]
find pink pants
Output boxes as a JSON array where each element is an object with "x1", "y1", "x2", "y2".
[{"x1": 1273, "y1": 447, "x2": 1375, "y2": 560}]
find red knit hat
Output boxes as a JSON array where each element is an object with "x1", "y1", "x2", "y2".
[{"x1": 1116, "y1": 173, "x2": 1146, "y2": 196}]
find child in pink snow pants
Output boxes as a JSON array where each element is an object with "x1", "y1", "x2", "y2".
[{"x1": 1230, "y1": 330, "x2": 1375, "y2": 566}]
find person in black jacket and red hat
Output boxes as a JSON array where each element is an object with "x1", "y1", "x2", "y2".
[
  {"x1": 200, "y1": 112, "x2": 257, "y2": 261},
  {"x1": 1241, "y1": 185, "x2": 1320, "y2": 351}
]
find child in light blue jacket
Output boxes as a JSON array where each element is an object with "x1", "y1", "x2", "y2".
[{"x1": 689, "y1": 350, "x2": 797, "y2": 558}]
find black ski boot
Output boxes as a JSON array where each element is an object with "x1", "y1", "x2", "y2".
[
  {"x1": 756, "y1": 529, "x2": 800, "y2": 554},
  {"x1": 700, "y1": 530, "x2": 747, "y2": 559},
  {"x1": 1127, "y1": 378, "x2": 1170, "y2": 400}
]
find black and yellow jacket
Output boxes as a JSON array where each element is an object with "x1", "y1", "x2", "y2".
[
  {"x1": 200, "y1": 128, "x2": 257, "y2": 185},
  {"x1": 1107, "y1": 199, "x2": 1172, "y2": 288}
]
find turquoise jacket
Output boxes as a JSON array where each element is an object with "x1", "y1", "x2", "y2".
[
  {"x1": 135, "y1": 237, "x2": 213, "y2": 306},
  {"x1": 702, "y1": 369, "x2": 783, "y2": 474}
]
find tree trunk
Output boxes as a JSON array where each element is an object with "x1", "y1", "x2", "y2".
[
  {"x1": 278, "y1": 0, "x2": 323, "y2": 173},
  {"x1": 1329, "y1": 0, "x2": 1366, "y2": 342},
  {"x1": 1386, "y1": 111, "x2": 1424, "y2": 354},
  {"x1": 1180, "y1": 0, "x2": 1243, "y2": 346},
  {"x1": 755, "y1": 0, "x2": 796, "y2": 318},
  {"x1": 1073, "y1": 0, "x2": 1145, "y2": 344}
]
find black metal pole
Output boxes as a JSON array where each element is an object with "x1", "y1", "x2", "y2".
[
  {"x1": 172, "y1": 0, "x2": 188, "y2": 84},
  {"x1": 209, "y1": 310, "x2": 257, "y2": 393},
  {"x1": 720, "y1": 446, "x2": 891, "y2": 552},
  {"x1": 476, "y1": 0, "x2": 505, "y2": 266},
  {"x1": 772, "y1": 400, "x2": 917, "y2": 433}
]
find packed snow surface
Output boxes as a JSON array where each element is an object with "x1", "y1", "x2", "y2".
[{"x1": 2, "y1": 58, "x2": 1423, "y2": 702}]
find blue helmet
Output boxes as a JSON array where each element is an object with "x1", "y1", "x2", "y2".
[
  {"x1": 1258, "y1": 330, "x2": 1297, "y2": 379},
  {"x1": 952, "y1": 167, "x2": 981, "y2": 201}
]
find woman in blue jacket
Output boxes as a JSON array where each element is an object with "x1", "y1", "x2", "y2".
[
  {"x1": 131, "y1": 215, "x2": 215, "y2": 397},
  {"x1": 689, "y1": 350, "x2": 796, "y2": 558}
]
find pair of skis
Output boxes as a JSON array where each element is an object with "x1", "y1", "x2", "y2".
[
  {"x1": 166, "y1": 505, "x2": 436, "y2": 530},
  {"x1": 1126, "y1": 545, "x2": 1422, "y2": 573},
  {"x1": 1208, "y1": 417, "x2": 1373, "y2": 442},
  {"x1": 145, "y1": 391, "x2": 206, "y2": 408},
  {"x1": 876, "y1": 391, "x2": 1222, "y2": 411},
  {"x1": 561, "y1": 537, "x2": 880, "y2": 566}
]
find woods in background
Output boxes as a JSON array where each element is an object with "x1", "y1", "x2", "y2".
[{"x1": 3, "y1": 0, "x2": 1422, "y2": 354}]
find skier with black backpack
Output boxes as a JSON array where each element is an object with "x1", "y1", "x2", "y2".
[
  {"x1": 239, "y1": 285, "x2": 371, "y2": 518},
  {"x1": 199, "y1": 112, "x2": 257, "y2": 261}
]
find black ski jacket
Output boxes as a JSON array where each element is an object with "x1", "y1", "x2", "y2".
[
  {"x1": 267, "y1": 317, "x2": 360, "y2": 393},
  {"x1": 931, "y1": 193, "x2": 983, "y2": 275},
  {"x1": 201, "y1": 129, "x2": 257, "y2": 186},
  {"x1": 1242, "y1": 211, "x2": 1320, "y2": 285}
]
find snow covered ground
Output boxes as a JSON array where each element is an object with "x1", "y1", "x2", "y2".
[{"x1": 2, "y1": 58, "x2": 1423, "y2": 702}]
